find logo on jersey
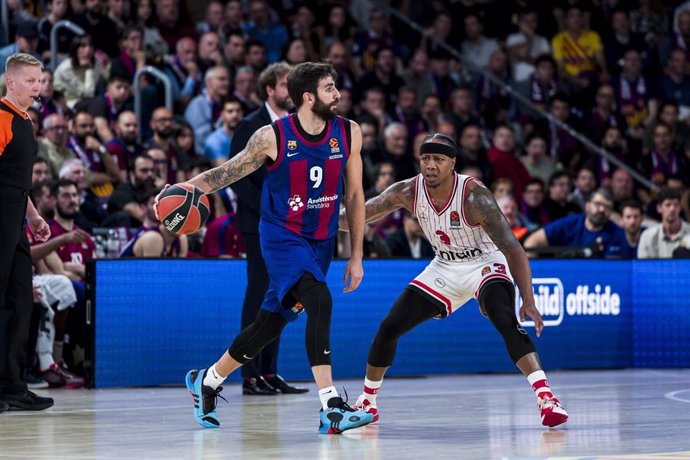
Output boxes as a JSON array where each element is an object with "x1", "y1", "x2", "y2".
[
  {"x1": 481, "y1": 266, "x2": 490, "y2": 276},
  {"x1": 418, "y1": 212, "x2": 428, "y2": 222},
  {"x1": 288, "y1": 195, "x2": 304, "y2": 212},
  {"x1": 329, "y1": 138, "x2": 340, "y2": 154},
  {"x1": 432, "y1": 246, "x2": 483, "y2": 261},
  {"x1": 307, "y1": 194, "x2": 339, "y2": 209},
  {"x1": 436, "y1": 230, "x2": 451, "y2": 245},
  {"x1": 434, "y1": 278, "x2": 446, "y2": 288},
  {"x1": 449, "y1": 210, "x2": 461, "y2": 228},
  {"x1": 287, "y1": 140, "x2": 297, "y2": 150}
]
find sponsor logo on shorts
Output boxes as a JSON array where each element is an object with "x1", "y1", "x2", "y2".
[
  {"x1": 434, "y1": 278, "x2": 446, "y2": 288},
  {"x1": 164, "y1": 212, "x2": 185, "y2": 231},
  {"x1": 287, "y1": 140, "x2": 297, "y2": 150},
  {"x1": 517, "y1": 278, "x2": 622, "y2": 328},
  {"x1": 450, "y1": 210, "x2": 461, "y2": 228}
]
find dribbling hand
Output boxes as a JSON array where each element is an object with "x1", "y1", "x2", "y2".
[
  {"x1": 519, "y1": 301, "x2": 544, "y2": 337},
  {"x1": 153, "y1": 183, "x2": 171, "y2": 221},
  {"x1": 343, "y1": 259, "x2": 363, "y2": 293}
]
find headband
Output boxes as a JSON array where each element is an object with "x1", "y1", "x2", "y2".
[{"x1": 419, "y1": 141, "x2": 457, "y2": 158}]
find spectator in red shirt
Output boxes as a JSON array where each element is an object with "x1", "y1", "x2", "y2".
[{"x1": 487, "y1": 125, "x2": 530, "y2": 202}]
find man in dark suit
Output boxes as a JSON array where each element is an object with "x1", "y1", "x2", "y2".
[
  {"x1": 386, "y1": 211, "x2": 435, "y2": 258},
  {"x1": 229, "y1": 62, "x2": 308, "y2": 395}
]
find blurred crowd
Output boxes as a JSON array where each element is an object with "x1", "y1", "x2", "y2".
[{"x1": 4, "y1": 0, "x2": 690, "y2": 386}]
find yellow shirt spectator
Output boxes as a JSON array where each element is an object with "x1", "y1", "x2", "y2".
[{"x1": 552, "y1": 30, "x2": 603, "y2": 78}]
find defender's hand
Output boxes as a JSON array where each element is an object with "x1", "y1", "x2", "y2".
[{"x1": 519, "y1": 301, "x2": 544, "y2": 337}]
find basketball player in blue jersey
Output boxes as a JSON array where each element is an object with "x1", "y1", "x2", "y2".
[
  {"x1": 156, "y1": 62, "x2": 373, "y2": 433},
  {"x1": 339, "y1": 134, "x2": 569, "y2": 428}
]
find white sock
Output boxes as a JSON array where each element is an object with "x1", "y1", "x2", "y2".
[
  {"x1": 526, "y1": 370, "x2": 552, "y2": 398},
  {"x1": 318, "y1": 386, "x2": 339, "y2": 410},
  {"x1": 363, "y1": 377, "x2": 382, "y2": 404},
  {"x1": 202, "y1": 365, "x2": 226, "y2": 390},
  {"x1": 37, "y1": 353, "x2": 54, "y2": 372}
]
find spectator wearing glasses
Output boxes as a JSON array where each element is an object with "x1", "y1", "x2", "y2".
[
  {"x1": 38, "y1": 114, "x2": 72, "y2": 178},
  {"x1": 524, "y1": 188, "x2": 627, "y2": 258}
]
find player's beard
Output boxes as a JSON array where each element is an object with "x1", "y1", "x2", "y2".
[{"x1": 312, "y1": 97, "x2": 338, "y2": 121}]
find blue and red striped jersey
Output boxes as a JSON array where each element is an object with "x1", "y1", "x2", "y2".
[{"x1": 261, "y1": 114, "x2": 351, "y2": 240}]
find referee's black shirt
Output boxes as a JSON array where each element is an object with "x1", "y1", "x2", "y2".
[{"x1": 0, "y1": 98, "x2": 37, "y2": 191}]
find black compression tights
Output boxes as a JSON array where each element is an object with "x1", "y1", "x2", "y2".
[
  {"x1": 367, "y1": 288, "x2": 439, "y2": 368},
  {"x1": 478, "y1": 281, "x2": 536, "y2": 363}
]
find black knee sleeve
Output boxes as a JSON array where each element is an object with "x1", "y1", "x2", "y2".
[
  {"x1": 478, "y1": 281, "x2": 536, "y2": 363},
  {"x1": 368, "y1": 288, "x2": 438, "y2": 367},
  {"x1": 294, "y1": 274, "x2": 333, "y2": 367},
  {"x1": 228, "y1": 310, "x2": 287, "y2": 364}
]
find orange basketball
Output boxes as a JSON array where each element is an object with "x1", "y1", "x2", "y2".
[{"x1": 156, "y1": 183, "x2": 210, "y2": 235}]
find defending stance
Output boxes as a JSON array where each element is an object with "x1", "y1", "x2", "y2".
[{"x1": 340, "y1": 133, "x2": 568, "y2": 428}]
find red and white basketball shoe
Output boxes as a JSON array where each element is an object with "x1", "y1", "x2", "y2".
[
  {"x1": 537, "y1": 395, "x2": 568, "y2": 427},
  {"x1": 354, "y1": 394, "x2": 379, "y2": 424}
]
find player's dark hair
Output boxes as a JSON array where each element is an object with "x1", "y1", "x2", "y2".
[
  {"x1": 421, "y1": 133, "x2": 458, "y2": 152},
  {"x1": 656, "y1": 187, "x2": 682, "y2": 204},
  {"x1": 287, "y1": 62, "x2": 338, "y2": 109}
]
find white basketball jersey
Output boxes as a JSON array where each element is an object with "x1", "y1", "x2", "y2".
[{"x1": 413, "y1": 173, "x2": 498, "y2": 263}]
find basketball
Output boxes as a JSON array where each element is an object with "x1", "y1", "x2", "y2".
[{"x1": 156, "y1": 183, "x2": 210, "y2": 235}]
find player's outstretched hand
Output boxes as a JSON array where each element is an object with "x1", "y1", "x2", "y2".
[
  {"x1": 519, "y1": 301, "x2": 544, "y2": 337},
  {"x1": 343, "y1": 258, "x2": 363, "y2": 293},
  {"x1": 153, "y1": 183, "x2": 171, "y2": 221}
]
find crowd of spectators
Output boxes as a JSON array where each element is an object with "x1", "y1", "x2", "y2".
[{"x1": 4, "y1": 0, "x2": 690, "y2": 385}]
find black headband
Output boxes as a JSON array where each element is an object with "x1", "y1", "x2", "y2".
[{"x1": 419, "y1": 142, "x2": 456, "y2": 158}]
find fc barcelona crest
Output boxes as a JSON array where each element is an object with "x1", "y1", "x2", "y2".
[{"x1": 287, "y1": 140, "x2": 297, "y2": 150}]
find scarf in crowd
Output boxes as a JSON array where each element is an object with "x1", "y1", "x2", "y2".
[
  {"x1": 649, "y1": 149, "x2": 680, "y2": 184},
  {"x1": 619, "y1": 75, "x2": 648, "y2": 127},
  {"x1": 531, "y1": 77, "x2": 557, "y2": 108}
]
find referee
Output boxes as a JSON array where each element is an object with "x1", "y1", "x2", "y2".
[{"x1": 0, "y1": 53, "x2": 53, "y2": 412}]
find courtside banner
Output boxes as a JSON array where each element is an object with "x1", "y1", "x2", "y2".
[{"x1": 87, "y1": 259, "x2": 684, "y2": 388}]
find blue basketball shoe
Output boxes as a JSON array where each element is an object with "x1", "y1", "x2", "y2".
[
  {"x1": 185, "y1": 369, "x2": 225, "y2": 429},
  {"x1": 318, "y1": 396, "x2": 374, "y2": 434}
]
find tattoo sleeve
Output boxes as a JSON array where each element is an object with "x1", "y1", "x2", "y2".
[
  {"x1": 338, "y1": 179, "x2": 415, "y2": 231},
  {"x1": 465, "y1": 183, "x2": 521, "y2": 253},
  {"x1": 192, "y1": 125, "x2": 271, "y2": 194},
  {"x1": 465, "y1": 181, "x2": 536, "y2": 306}
]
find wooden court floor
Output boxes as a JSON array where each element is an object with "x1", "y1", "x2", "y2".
[{"x1": 1, "y1": 369, "x2": 690, "y2": 459}]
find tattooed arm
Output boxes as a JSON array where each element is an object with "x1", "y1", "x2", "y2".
[
  {"x1": 188, "y1": 125, "x2": 276, "y2": 194},
  {"x1": 338, "y1": 178, "x2": 415, "y2": 232},
  {"x1": 464, "y1": 180, "x2": 544, "y2": 337}
]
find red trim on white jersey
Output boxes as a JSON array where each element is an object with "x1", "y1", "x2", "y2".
[
  {"x1": 461, "y1": 177, "x2": 480, "y2": 228},
  {"x1": 411, "y1": 175, "x2": 419, "y2": 217},
  {"x1": 473, "y1": 273, "x2": 514, "y2": 298},
  {"x1": 424, "y1": 173, "x2": 458, "y2": 215},
  {"x1": 410, "y1": 280, "x2": 452, "y2": 316}
]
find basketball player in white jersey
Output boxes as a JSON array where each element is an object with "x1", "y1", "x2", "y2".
[{"x1": 339, "y1": 133, "x2": 568, "y2": 428}]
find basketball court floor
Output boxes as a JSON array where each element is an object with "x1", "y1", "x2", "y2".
[{"x1": 1, "y1": 369, "x2": 689, "y2": 459}]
